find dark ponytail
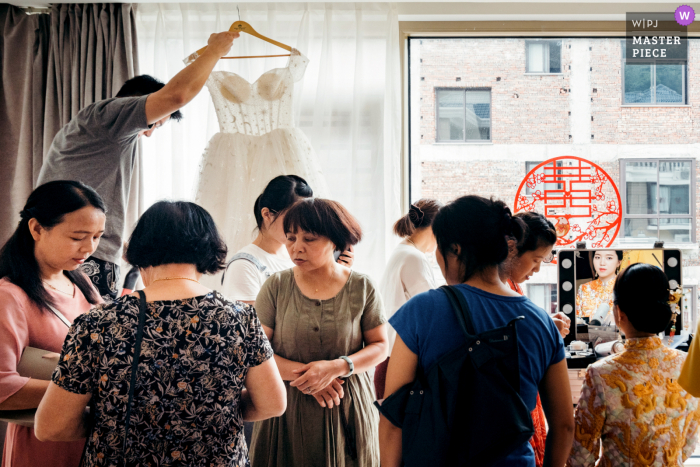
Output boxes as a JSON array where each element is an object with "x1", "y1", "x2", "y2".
[
  {"x1": 0, "y1": 181, "x2": 105, "y2": 312},
  {"x1": 613, "y1": 263, "x2": 673, "y2": 333},
  {"x1": 253, "y1": 175, "x2": 313, "y2": 232},
  {"x1": 393, "y1": 198, "x2": 443, "y2": 237},
  {"x1": 432, "y1": 195, "x2": 525, "y2": 282}
]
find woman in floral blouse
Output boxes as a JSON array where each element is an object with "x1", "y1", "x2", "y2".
[
  {"x1": 568, "y1": 263, "x2": 700, "y2": 466},
  {"x1": 34, "y1": 200, "x2": 287, "y2": 467},
  {"x1": 576, "y1": 250, "x2": 622, "y2": 321}
]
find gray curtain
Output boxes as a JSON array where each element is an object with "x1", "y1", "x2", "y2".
[
  {"x1": 0, "y1": 5, "x2": 50, "y2": 245},
  {"x1": 43, "y1": 4, "x2": 143, "y2": 236}
]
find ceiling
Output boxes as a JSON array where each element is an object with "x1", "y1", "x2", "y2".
[{"x1": 11, "y1": 0, "x2": 700, "y2": 22}]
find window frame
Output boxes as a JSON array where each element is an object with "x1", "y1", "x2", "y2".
[
  {"x1": 619, "y1": 158, "x2": 696, "y2": 243},
  {"x1": 525, "y1": 40, "x2": 563, "y2": 75},
  {"x1": 621, "y1": 41, "x2": 688, "y2": 106},
  {"x1": 526, "y1": 283, "x2": 557, "y2": 314},
  {"x1": 434, "y1": 87, "x2": 492, "y2": 143}
]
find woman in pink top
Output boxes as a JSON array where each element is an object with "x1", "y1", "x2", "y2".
[{"x1": 0, "y1": 180, "x2": 105, "y2": 467}]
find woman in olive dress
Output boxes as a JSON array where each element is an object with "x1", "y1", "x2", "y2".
[{"x1": 250, "y1": 198, "x2": 389, "y2": 467}]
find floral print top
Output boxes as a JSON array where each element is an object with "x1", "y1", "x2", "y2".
[
  {"x1": 576, "y1": 278, "x2": 616, "y2": 319},
  {"x1": 567, "y1": 337, "x2": 700, "y2": 467},
  {"x1": 52, "y1": 292, "x2": 273, "y2": 467}
]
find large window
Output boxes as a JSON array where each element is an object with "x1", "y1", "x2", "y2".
[
  {"x1": 526, "y1": 40, "x2": 562, "y2": 74},
  {"x1": 436, "y1": 88, "x2": 491, "y2": 142},
  {"x1": 621, "y1": 160, "x2": 695, "y2": 243},
  {"x1": 622, "y1": 43, "x2": 687, "y2": 105}
]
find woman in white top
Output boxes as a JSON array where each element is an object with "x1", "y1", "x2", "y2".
[
  {"x1": 375, "y1": 198, "x2": 442, "y2": 398},
  {"x1": 223, "y1": 175, "x2": 353, "y2": 306}
]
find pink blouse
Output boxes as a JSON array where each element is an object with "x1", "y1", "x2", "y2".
[{"x1": 0, "y1": 277, "x2": 99, "y2": 467}]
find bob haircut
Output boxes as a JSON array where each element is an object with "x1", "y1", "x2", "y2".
[
  {"x1": 613, "y1": 263, "x2": 673, "y2": 334},
  {"x1": 283, "y1": 198, "x2": 362, "y2": 252},
  {"x1": 126, "y1": 201, "x2": 227, "y2": 274}
]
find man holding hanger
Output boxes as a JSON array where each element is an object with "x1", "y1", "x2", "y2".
[{"x1": 38, "y1": 31, "x2": 239, "y2": 300}]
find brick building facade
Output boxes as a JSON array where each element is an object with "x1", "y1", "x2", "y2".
[{"x1": 409, "y1": 37, "x2": 700, "y2": 325}]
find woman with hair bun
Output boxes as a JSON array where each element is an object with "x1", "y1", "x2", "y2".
[
  {"x1": 568, "y1": 263, "x2": 700, "y2": 466},
  {"x1": 374, "y1": 199, "x2": 442, "y2": 399},
  {"x1": 380, "y1": 195, "x2": 574, "y2": 467},
  {"x1": 223, "y1": 175, "x2": 353, "y2": 305}
]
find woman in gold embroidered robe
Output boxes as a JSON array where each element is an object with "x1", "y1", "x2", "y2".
[{"x1": 568, "y1": 264, "x2": 700, "y2": 467}]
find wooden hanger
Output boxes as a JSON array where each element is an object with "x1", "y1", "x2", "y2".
[{"x1": 195, "y1": 21, "x2": 292, "y2": 60}]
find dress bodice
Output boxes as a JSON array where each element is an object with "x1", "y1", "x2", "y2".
[{"x1": 184, "y1": 49, "x2": 308, "y2": 136}]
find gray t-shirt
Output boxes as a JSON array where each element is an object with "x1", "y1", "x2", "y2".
[{"x1": 38, "y1": 96, "x2": 149, "y2": 264}]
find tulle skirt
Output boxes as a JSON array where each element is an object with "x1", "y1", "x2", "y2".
[{"x1": 194, "y1": 128, "x2": 328, "y2": 294}]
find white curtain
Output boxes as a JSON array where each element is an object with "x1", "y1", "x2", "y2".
[{"x1": 134, "y1": 2, "x2": 401, "y2": 281}]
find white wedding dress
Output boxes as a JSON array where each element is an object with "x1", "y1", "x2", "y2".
[{"x1": 185, "y1": 49, "x2": 328, "y2": 290}]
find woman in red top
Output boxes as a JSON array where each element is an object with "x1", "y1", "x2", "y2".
[{"x1": 501, "y1": 211, "x2": 570, "y2": 467}]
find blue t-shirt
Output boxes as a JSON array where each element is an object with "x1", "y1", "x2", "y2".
[{"x1": 389, "y1": 284, "x2": 565, "y2": 467}]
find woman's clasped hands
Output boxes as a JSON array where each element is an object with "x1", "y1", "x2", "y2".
[{"x1": 290, "y1": 359, "x2": 348, "y2": 409}]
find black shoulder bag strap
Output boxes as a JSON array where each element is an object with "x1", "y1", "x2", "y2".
[
  {"x1": 440, "y1": 285, "x2": 477, "y2": 339},
  {"x1": 122, "y1": 290, "x2": 147, "y2": 466}
]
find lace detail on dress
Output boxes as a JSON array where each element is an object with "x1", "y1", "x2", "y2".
[{"x1": 188, "y1": 48, "x2": 328, "y2": 294}]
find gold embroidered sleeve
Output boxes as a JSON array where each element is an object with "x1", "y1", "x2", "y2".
[
  {"x1": 567, "y1": 367, "x2": 606, "y2": 467},
  {"x1": 682, "y1": 406, "x2": 700, "y2": 461}
]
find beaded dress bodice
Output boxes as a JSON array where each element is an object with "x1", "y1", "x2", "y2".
[{"x1": 185, "y1": 49, "x2": 308, "y2": 136}]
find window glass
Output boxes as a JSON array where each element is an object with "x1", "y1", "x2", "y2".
[
  {"x1": 527, "y1": 42, "x2": 546, "y2": 72},
  {"x1": 625, "y1": 161, "x2": 658, "y2": 214},
  {"x1": 624, "y1": 63, "x2": 653, "y2": 104},
  {"x1": 548, "y1": 41, "x2": 562, "y2": 73},
  {"x1": 655, "y1": 63, "x2": 684, "y2": 103},
  {"x1": 659, "y1": 161, "x2": 691, "y2": 214},
  {"x1": 659, "y1": 218, "x2": 692, "y2": 243},
  {"x1": 526, "y1": 41, "x2": 561, "y2": 73},
  {"x1": 465, "y1": 90, "x2": 491, "y2": 140},
  {"x1": 437, "y1": 90, "x2": 464, "y2": 141},
  {"x1": 624, "y1": 218, "x2": 658, "y2": 241}
]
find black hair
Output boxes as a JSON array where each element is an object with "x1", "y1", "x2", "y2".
[
  {"x1": 589, "y1": 250, "x2": 624, "y2": 278},
  {"x1": 515, "y1": 211, "x2": 557, "y2": 255},
  {"x1": 283, "y1": 198, "x2": 362, "y2": 252},
  {"x1": 125, "y1": 201, "x2": 227, "y2": 274},
  {"x1": 394, "y1": 198, "x2": 443, "y2": 237},
  {"x1": 0, "y1": 181, "x2": 105, "y2": 312},
  {"x1": 116, "y1": 75, "x2": 183, "y2": 121},
  {"x1": 253, "y1": 175, "x2": 313, "y2": 232},
  {"x1": 432, "y1": 195, "x2": 525, "y2": 283},
  {"x1": 613, "y1": 263, "x2": 673, "y2": 333}
]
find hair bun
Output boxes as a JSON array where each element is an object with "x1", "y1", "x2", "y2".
[{"x1": 408, "y1": 204, "x2": 425, "y2": 226}]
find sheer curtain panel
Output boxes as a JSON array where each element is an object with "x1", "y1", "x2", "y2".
[{"x1": 135, "y1": 3, "x2": 401, "y2": 280}]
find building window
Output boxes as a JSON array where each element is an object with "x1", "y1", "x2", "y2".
[
  {"x1": 436, "y1": 88, "x2": 491, "y2": 142},
  {"x1": 621, "y1": 159, "x2": 695, "y2": 243},
  {"x1": 622, "y1": 42, "x2": 687, "y2": 105},
  {"x1": 527, "y1": 283, "x2": 558, "y2": 314},
  {"x1": 525, "y1": 161, "x2": 564, "y2": 195},
  {"x1": 526, "y1": 40, "x2": 562, "y2": 74}
]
